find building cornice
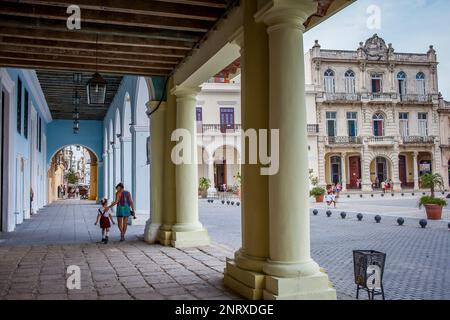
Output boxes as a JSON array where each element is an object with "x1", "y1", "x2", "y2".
[{"x1": 21, "y1": 69, "x2": 52, "y2": 123}]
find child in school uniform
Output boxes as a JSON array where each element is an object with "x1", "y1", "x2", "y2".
[{"x1": 95, "y1": 199, "x2": 116, "y2": 244}]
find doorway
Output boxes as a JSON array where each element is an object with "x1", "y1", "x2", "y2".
[
  {"x1": 215, "y1": 160, "x2": 227, "y2": 191},
  {"x1": 1, "y1": 90, "x2": 4, "y2": 231},
  {"x1": 349, "y1": 156, "x2": 361, "y2": 188},
  {"x1": 376, "y1": 157, "x2": 388, "y2": 184},
  {"x1": 399, "y1": 155, "x2": 407, "y2": 187},
  {"x1": 330, "y1": 156, "x2": 341, "y2": 185}
]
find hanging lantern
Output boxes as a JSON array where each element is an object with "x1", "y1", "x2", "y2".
[
  {"x1": 73, "y1": 120, "x2": 80, "y2": 134},
  {"x1": 86, "y1": 72, "x2": 107, "y2": 105}
]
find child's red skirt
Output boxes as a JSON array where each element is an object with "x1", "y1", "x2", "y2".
[{"x1": 100, "y1": 216, "x2": 111, "y2": 229}]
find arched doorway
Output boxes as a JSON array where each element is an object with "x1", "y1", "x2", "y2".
[
  {"x1": 330, "y1": 155, "x2": 341, "y2": 185},
  {"x1": 47, "y1": 145, "x2": 99, "y2": 203},
  {"x1": 370, "y1": 156, "x2": 392, "y2": 188}
]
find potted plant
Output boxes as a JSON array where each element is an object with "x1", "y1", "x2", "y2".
[
  {"x1": 234, "y1": 172, "x2": 242, "y2": 198},
  {"x1": 418, "y1": 173, "x2": 447, "y2": 220},
  {"x1": 309, "y1": 171, "x2": 325, "y2": 203},
  {"x1": 198, "y1": 177, "x2": 211, "y2": 199},
  {"x1": 310, "y1": 187, "x2": 326, "y2": 203}
]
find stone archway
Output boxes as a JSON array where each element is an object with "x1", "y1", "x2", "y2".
[{"x1": 47, "y1": 145, "x2": 99, "y2": 203}]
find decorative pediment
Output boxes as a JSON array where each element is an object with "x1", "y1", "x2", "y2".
[{"x1": 363, "y1": 34, "x2": 389, "y2": 61}]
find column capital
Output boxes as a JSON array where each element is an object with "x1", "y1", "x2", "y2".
[
  {"x1": 413, "y1": 151, "x2": 419, "y2": 157},
  {"x1": 254, "y1": 0, "x2": 318, "y2": 30},
  {"x1": 171, "y1": 85, "x2": 200, "y2": 99},
  {"x1": 119, "y1": 136, "x2": 132, "y2": 143},
  {"x1": 130, "y1": 124, "x2": 149, "y2": 134},
  {"x1": 146, "y1": 100, "x2": 167, "y2": 118}
]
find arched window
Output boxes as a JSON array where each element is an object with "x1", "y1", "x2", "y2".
[
  {"x1": 372, "y1": 113, "x2": 385, "y2": 137},
  {"x1": 397, "y1": 71, "x2": 407, "y2": 98},
  {"x1": 416, "y1": 72, "x2": 426, "y2": 95},
  {"x1": 324, "y1": 69, "x2": 335, "y2": 93},
  {"x1": 344, "y1": 70, "x2": 356, "y2": 94}
]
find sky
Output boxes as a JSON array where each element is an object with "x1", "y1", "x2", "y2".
[{"x1": 303, "y1": 0, "x2": 450, "y2": 98}]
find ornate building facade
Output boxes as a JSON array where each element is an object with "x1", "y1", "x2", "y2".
[{"x1": 306, "y1": 34, "x2": 441, "y2": 192}]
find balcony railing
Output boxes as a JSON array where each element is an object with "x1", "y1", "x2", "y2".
[
  {"x1": 402, "y1": 136, "x2": 435, "y2": 144},
  {"x1": 198, "y1": 123, "x2": 242, "y2": 134},
  {"x1": 366, "y1": 136, "x2": 395, "y2": 144},
  {"x1": 307, "y1": 124, "x2": 319, "y2": 134},
  {"x1": 367, "y1": 93, "x2": 397, "y2": 101},
  {"x1": 398, "y1": 94, "x2": 432, "y2": 103},
  {"x1": 326, "y1": 136, "x2": 363, "y2": 145},
  {"x1": 324, "y1": 93, "x2": 360, "y2": 102}
]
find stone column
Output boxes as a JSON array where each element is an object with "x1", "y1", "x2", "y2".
[
  {"x1": 413, "y1": 151, "x2": 420, "y2": 191},
  {"x1": 102, "y1": 152, "x2": 109, "y2": 199},
  {"x1": 108, "y1": 148, "x2": 114, "y2": 200},
  {"x1": 144, "y1": 101, "x2": 166, "y2": 244},
  {"x1": 341, "y1": 152, "x2": 347, "y2": 192},
  {"x1": 224, "y1": 1, "x2": 270, "y2": 300},
  {"x1": 170, "y1": 86, "x2": 210, "y2": 248},
  {"x1": 112, "y1": 143, "x2": 120, "y2": 186},
  {"x1": 120, "y1": 136, "x2": 132, "y2": 190},
  {"x1": 158, "y1": 78, "x2": 177, "y2": 246},
  {"x1": 257, "y1": 0, "x2": 336, "y2": 300},
  {"x1": 130, "y1": 124, "x2": 150, "y2": 222},
  {"x1": 89, "y1": 160, "x2": 98, "y2": 201},
  {"x1": 392, "y1": 146, "x2": 402, "y2": 192},
  {"x1": 361, "y1": 144, "x2": 372, "y2": 192}
]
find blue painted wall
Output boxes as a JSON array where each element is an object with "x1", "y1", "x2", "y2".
[
  {"x1": 5, "y1": 68, "x2": 50, "y2": 227},
  {"x1": 47, "y1": 120, "x2": 104, "y2": 197}
]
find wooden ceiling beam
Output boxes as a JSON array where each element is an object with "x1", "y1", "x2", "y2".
[
  {"x1": 0, "y1": 1, "x2": 213, "y2": 33},
  {"x1": 1, "y1": 58, "x2": 169, "y2": 76},
  {"x1": 0, "y1": 44, "x2": 181, "y2": 64},
  {"x1": 0, "y1": 26, "x2": 194, "y2": 50},
  {"x1": 0, "y1": 15, "x2": 201, "y2": 42},
  {"x1": 9, "y1": 0, "x2": 224, "y2": 21},
  {"x1": 0, "y1": 51, "x2": 175, "y2": 70},
  {"x1": 0, "y1": 37, "x2": 188, "y2": 58}
]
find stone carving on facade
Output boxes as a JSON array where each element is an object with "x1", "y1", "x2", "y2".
[{"x1": 363, "y1": 34, "x2": 389, "y2": 61}]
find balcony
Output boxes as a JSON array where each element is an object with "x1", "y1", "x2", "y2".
[
  {"x1": 198, "y1": 124, "x2": 242, "y2": 134},
  {"x1": 398, "y1": 94, "x2": 433, "y2": 104},
  {"x1": 325, "y1": 136, "x2": 363, "y2": 146},
  {"x1": 307, "y1": 124, "x2": 319, "y2": 135},
  {"x1": 366, "y1": 136, "x2": 396, "y2": 146},
  {"x1": 402, "y1": 136, "x2": 435, "y2": 145},
  {"x1": 323, "y1": 93, "x2": 360, "y2": 103},
  {"x1": 365, "y1": 93, "x2": 397, "y2": 102}
]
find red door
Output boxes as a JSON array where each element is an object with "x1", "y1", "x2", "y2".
[
  {"x1": 349, "y1": 156, "x2": 361, "y2": 188},
  {"x1": 399, "y1": 155, "x2": 407, "y2": 187}
]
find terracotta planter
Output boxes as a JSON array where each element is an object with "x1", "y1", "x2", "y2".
[
  {"x1": 424, "y1": 204, "x2": 443, "y2": 220},
  {"x1": 315, "y1": 194, "x2": 324, "y2": 203}
]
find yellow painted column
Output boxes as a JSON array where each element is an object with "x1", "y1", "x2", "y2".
[
  {"x1": 89, "y1": 162, "x2": 98, "y2": 201},
  {"x1": 257, "y1": 0, "x2": 336, "y2": 300},
  {"x1": 158, "y1": 78, "x2": 177, "y2": 246},
  {"x1": 144, "y1": 101, "x2": 166, "y2": 244},
  {"x1": 170, "y1": 86, "x2": 210, "y2": 248},
  {"x1": 224, "y1": 0, "x2": 270, "y2": 300}
]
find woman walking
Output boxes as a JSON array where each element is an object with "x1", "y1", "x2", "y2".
[{"x1": 108, "y1": 183, "x2": 135, "y2": 241}]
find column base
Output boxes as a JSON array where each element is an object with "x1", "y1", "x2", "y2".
[
  {"x1": 144, "y1": 221, "x2": 161, "y2": 244},
  {"x1": 224, "y1": 260, "x2": 265, "y2": 300},
  {"x1": 171, "y1": 229, "x2": 210, "y2": 248},
  {"x1": 157, "y1": 226, "x2": 173, "y2": 246},
  {"x1": 362, "y1": 183, "x2": 373, "y2": 192},
  {"x1": 263, "y1": 272, "x2": 336, "y2": 300}
]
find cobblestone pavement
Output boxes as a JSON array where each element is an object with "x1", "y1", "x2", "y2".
[
  {"x1": 0, "y1": 201, "x2": 239, "y2": 300},
  {"x1": 1, "y1": 199, "x2": 449, "y2": 300},
  {"x1": 199, "y1": 200, "x2": 450, "y2": 300}
]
